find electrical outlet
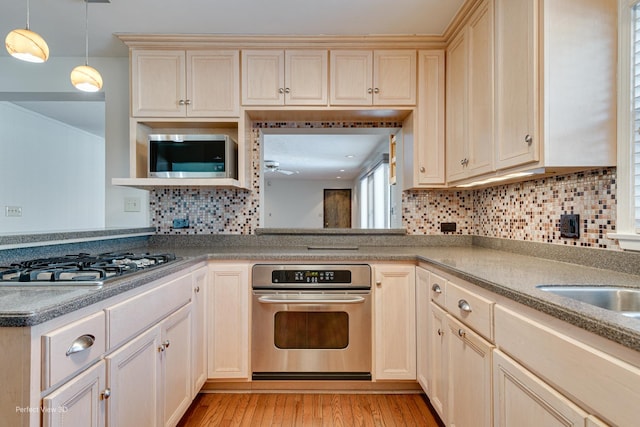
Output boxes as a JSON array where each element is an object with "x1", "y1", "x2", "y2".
[
  {"x1": 124, "y1": 197, "x2": 141, "y2": 212},
  {"x1": 440, "y1": 222, "x2": 456, "y2": 233},
  {"x1": 560, "y1": 214, "x2": 580, "y2": 238},
  {"x1": 5, "y1": 206, "x2": 22, "y2": 217},
  {"x1": 173, "y1": 218, "x2": 189, "y2": 229}
]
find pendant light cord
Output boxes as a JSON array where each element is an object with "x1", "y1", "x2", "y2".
[
  {"x1": 26, "y1": 0, "x2": 31, "y2": 30},
  {"x1": 84, "y1": 0, "x2": 90, "y2": 66}
]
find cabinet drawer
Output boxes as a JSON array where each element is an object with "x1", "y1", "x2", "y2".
[
  {"x1": 445, "y1": 281, "x2": 494, "y2": 341},
  {"x1": 429, "y1": 272, "x2": 447, "y2": 308},
  {"x1": 106, "y1": 273, "x2": 192, "y2": 349},
  {"x1": 42, "y1": 311, "x2": 106, "y2": 390}
]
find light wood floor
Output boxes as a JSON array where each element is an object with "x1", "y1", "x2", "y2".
[{"x1": 178, "y1": 393, "x2": 444, "y2": 426}]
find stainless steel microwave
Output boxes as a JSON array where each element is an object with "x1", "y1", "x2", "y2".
[{"x1": 148, "y1": 134, "x2": 237, "y2": 179}]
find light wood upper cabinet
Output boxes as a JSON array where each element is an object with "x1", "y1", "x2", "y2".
[
  {"x1": 330, "y1": 50, "x2": 416, "y2": 106},
  {"x1": 242, "y1": 49, "x2": 328, "y2": 105},
  {"x1": 132, "y1": 49, "x2": 240, "y2": 117},
  {"x1": 446, "y1": 0, "x2": 494, "y2": 182},
  {"x1": 403, "y1": 50, "x2": 446, "y2": 189},
  {"x1": 494, "y1": 0, "x2": 616, "y2": 170}
]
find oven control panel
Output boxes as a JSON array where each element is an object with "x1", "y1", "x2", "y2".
[
  {"x1": 273, "y1": 269, "x2": 350, "y2": 284},
  {"x1": 252, "y1": 264, "x2": 371, "y2": 289}
]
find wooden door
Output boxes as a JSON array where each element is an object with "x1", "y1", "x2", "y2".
[
  {"x1": 187, "y1": 50, "x2": 239, "y2": 117},
  {"x1": 428, "y1": 302, "x2": 448, "y2": 423},
  {"x1": 42, "y1": 361, "x2": 106, "y2": 427},
  {"x1": 415, "y1": 267, "x2": 430, "y2": 394},
  {"x1": 494, "y1": 0, "x2": 538, "y2": 169},
  {"x1": 162, "y1": 304, "x2": 192, "y2": 427},
  {"x1": 323, "y1": 189, "x2": 351, "y2": 228},
  {"x1": 241, "y1": 50, "x2": 285, "y2": 105},
  {"x1": 285, "y1": 50, "x2": 328, "y2": 105},
  {"x1": 373, "y1": 50, "x2": 417, "y2": 105},
  {"x1": 106, "y1": 326, "x2": 162, "y2": 427},
  {"x1": 446, "y1": 31, "x2": 469, "y2": 182},
  {"x1": 493, "y1": 350, "x2": 589, "y2": 427},
  {"x1": 373, "y1": 264, "x2": 417, "y2": 380},
  {"x1": 329, "y1": 50, "x2": 373, "y2": 105},
  {"x1": 447, "y1": 314, "x2": 494, "y2": 427},
  {"x1": 191, "y1": 267, "x2": 208, "y2": 397},
  {"x1": 131, "y1": 50, "x2": 186, "y2": 117}
]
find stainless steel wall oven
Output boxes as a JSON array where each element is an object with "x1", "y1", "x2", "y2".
[{"x1": 251, "y1": 264, "x2": 372, "y2": 380}]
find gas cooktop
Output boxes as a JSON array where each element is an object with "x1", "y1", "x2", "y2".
[{"x1": 0, "y1": 252, "x2": 177, "y2": 287}]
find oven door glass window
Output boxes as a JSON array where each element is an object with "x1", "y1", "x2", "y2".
[{"x1": 274, "y1": 311, "x2": 349, "y2": 349}]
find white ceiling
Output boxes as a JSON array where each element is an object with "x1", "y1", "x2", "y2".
[
  {"x1": 263, "y1": 130, "x2": 393, "y2": 181},
  {"x1": 0, "y1": 0, "x2": 465, "y2": 58}
]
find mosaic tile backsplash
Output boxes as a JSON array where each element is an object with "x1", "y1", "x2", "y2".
[{"x1": 150, "y1": 121, "x2": 618, "y2": 250}]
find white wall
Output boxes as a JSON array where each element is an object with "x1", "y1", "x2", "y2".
[
  {"x1": 0, "y1": 102, "x2": 104, "y2": 232},
  {"x1": 263, "y1": 178, "x2": 357, "y2": 228},
  {"x1": 0, "y1": 56, "x2": 149, "y2": 231}
]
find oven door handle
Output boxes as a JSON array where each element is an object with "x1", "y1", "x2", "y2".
[{"x1": 257, "y1": 295, "x2": 366, "y2": 304}]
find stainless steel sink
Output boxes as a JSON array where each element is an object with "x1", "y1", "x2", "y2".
[{"x1": 536, "y1": 285, "x2": 640, "y2": 318}]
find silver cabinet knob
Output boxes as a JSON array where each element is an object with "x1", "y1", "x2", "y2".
[
  {"x1": 431, "y1": 284, "x2": 442, "y2": 294},
  {"x1": 100, "y1": 388, "x2": 111, "y2": 400},
  {"x1": 184, "y1": 99, "x2": 191, "y2": 105},
  {"x1": 367, "y1": 88, "x2": 373, "y2": 94},
  {"x1": 458, "y1": 329, "x2": 466, "y2": 337},
  {"x1": 373, "y1": 88, "x2": 380, "y2": 94},
  {"x1": 437, "y1": 328, "x2": 443, "y2": 336},
  {"x1": 178, "y1": 99, "x2": 185, "y2": 105},
  {"x1": 458, "y1": 299, "x2": 472, "y2": 313},
  {"x1": 419, "y1": 166, "x2": 425, "y2": 173},
  {"x1": 194, "y1": 286, "x2": 200, "y2": 293},
  {"x1": 163, "y1": 340, "x2": 170, "y2": 349},
  {"x1": 278, "y1": 88, "x2": 284, "y2": 94},
  {"x1": 376, "y1": 281, "x2": 382, "y2": 287},
  {"x1": 525, "y1": 134, "x2": 533, "y2": 145},
  {"x1": 284, "y1": 88, "x2": 290, "y2": 94}
]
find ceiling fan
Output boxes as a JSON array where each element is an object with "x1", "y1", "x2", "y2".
[{"x1": 264, "y1": 160, "x2": 295, "y2": 175}]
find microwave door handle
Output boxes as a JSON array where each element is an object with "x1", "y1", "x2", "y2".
[{"x1": 257, "y1": 295, "x2": 366, "y2": 304}]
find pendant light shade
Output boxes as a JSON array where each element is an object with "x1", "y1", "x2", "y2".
[
  {"x1": 71, "y1": 65, "x2": 103, "y2": 92},
  {"x1": 5, "y1": 0, "x2": 49, "y2": 63},
  {"x1": 71, "y1": 0, "x2": 103, "y2": 92}
]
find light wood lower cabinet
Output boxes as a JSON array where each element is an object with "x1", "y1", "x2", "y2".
[
  {"x1": 42, "y1": 361, "x2": 106, "y2": 427},
  {"x1": 207, "y1": 263, "x2": 250, "y2": 379},
  {"x1": 415, "y1": 267, "x2": 430, "y2": 393},
  {"x1": 493, "y1": 350, "x2": 591, "y2": 427},
  {"x1": 106, "y1": 303, "x2": 192, "y2": 427},
  {"x1": 191, "y1": 266, "x2": 208, "y2": 397},
  {"x1": 427, "y1": 302, "x2": 448, "y2": 423},
  {"x1": 446, "y1": 314, "x2": 493, "y2": 427},
  {"x1": 373, "y1": 264, "x2": 416, "y2": 380}
]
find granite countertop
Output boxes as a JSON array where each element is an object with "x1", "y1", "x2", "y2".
[{"x1": 1, "y1": 244, "x2": 640, "y2": 353}]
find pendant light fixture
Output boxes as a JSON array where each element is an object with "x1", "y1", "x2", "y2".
[
  {"x1": 5, "y1": 0, "x2": 50, "y2": 63},
  {"x1": 70, "y1": 0, "x2": 103, "y2": 92}
]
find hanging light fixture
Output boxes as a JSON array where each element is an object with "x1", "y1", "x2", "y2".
[
  {"x1": 5, "y1": 0, "x2": 50, "y2": 63},
  {"x1": 70, "y1": 0, "x2": 103, "y2": 92}
]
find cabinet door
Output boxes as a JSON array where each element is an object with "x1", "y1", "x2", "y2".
[
  {"x1": 42, "y1": 361, "x2": 106, "y2": 427},
  {"x1": 285, "y1": 50, "x2": 328, "y2": 105},
  {"x1": 415, "y1": 267, "x2": 430, "y2": 393},
  {"x1": 494, "y1": 0, "x2": 538, "y2": 169},
  {"x1": 132, "y1": 50, "x2": 186, "y2": 117},
  {"x1": 414, "y1": 50, "x2": 445, "y2": 186},
  {"x1": 373, "y1": 50, "x2": 417, "y2": 105},
  {"x1": 106, "y1": 325, "x2": 162, "y2": 427},
  {"x1": 466, "y1": 0, "x2": 494, "y2": 177},
  {"x1": 187, "y1": 50, "x2": 239, "y2": 117},
  {"x1": 493, "y1": 350, "x2": 588, "y2": 427},
  {"x1": 447, "y1": 314, "x2": 494, "y2": 427},
  {"x1": 241, "y1": 50, "x2": 285, "y2": 105},
  {"x1": 330, "y1": 50, "x2": 373, "y2": 105},
  {"x1": 161, "y1": 304, "x2": 192, "y2": 427},
  {"x1": 373, "y1": 264, "x2": 416, "y2": 380},
  {"x1": 446, "y1": 32, "x2": 468, "y2": 182},
  {"x1": 427, "y1": 302, "x2": 448, "y2": 423},
  {"x1": 208, "y1": 263, "x2": 250, "y2": 378},
  {"x1": 191, "y1": 267, "x2": 208, "y2": 397}
]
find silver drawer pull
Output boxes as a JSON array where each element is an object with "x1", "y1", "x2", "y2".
[
  {"x1": 431, "y1": 284, "x2": 442, "y2": 294},
  {"x1": 66, "y1": 334, "x2": 95, "y2": 356},
  {"x1": 458, "y1": 299, "x2": 472, "y2": 313}
]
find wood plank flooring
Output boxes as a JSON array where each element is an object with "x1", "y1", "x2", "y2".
[{"x1": 178, "y1": 393, "x2": 444, "y2": 426}]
